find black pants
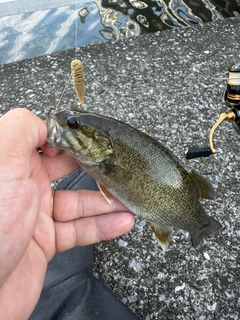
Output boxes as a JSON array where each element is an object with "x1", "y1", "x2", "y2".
[{"x1": 29, "y1": 169, "x2": 139, "y2": 320}]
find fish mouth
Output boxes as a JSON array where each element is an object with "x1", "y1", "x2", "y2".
[{"x1": 45, "y1": 108, "x2": 64, "y2": 147}]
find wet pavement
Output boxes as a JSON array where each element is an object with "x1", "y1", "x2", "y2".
[{"x1": 1, "y1": 16, "x2": 240, "y2": 319}]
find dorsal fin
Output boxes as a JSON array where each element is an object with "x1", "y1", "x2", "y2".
[{"x1": 190, "y1": 171, "x2": 214, "y2": 199}]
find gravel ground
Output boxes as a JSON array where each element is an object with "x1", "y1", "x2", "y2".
[{"x1": 1, "y1": 16, "x2": 240, "y2": 320}]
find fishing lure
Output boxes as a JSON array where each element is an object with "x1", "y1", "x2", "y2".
[{"x1": 71, "y1": 59, "x2": 85, "y2": 107}]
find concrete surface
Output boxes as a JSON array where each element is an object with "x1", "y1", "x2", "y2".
[{"x1": 0, "y1": 16, "x2": 240, "y2": 319}]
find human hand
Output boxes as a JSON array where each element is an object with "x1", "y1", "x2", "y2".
[{"x1": 0, "y1": 108, "x2": 134, "y2": 319}]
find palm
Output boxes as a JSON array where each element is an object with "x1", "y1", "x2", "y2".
[{"x1": 0, "y1": 149, "x2": 56, "y2": 317}]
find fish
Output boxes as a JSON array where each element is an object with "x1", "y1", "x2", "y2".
[
  {"x1": 45, "y1": 108, "x2": 222, "y2": 249},
  {"x1": 71, "y1": 60, "x2": 85, "y2": 107}
]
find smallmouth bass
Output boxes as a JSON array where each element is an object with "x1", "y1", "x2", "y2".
[{"x1": 45, "y1": 108, "x2": 222, "y2": 249}]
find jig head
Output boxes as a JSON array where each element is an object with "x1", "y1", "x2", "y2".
[{"x1": 186, "y1": 63, "x2": 240, "y2": 159}]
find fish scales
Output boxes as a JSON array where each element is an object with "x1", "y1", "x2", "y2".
[
  {"x1": 78, "y1": 114, "x2": 191, "y2": 219},
  {"x1": 45, "y1": 108, "x2": 222, "y2": 249}
]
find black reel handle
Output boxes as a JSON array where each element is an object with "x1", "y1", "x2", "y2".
[{"x1": 186, "y1": 147, "x2": 212, "y2": 159}]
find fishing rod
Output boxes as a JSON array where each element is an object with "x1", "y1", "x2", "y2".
[{"x1": 186, "y1": 63, "x2": 240, "y2": 159}]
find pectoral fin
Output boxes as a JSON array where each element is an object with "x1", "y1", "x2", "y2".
[
  {"x1": 148, "y1": 222, "x2": 173, "y2": 250},
  {"x1": 97, "y1": 183, "x2": 115, "y2": 204},
  {"x1": 100, "y1": 163, "x2": 132, "y2": 183}
]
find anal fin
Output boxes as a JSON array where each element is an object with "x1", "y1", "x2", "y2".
[
  {"x1": 97, "y1": 183, "x2": 115, "y2": 204},
  {"x1": 148, "y1": 222, "x2": 173, "y2": 250}
]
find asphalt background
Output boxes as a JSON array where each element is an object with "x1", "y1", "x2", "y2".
[{"x1": 1, "y1": 16, "x2": 240, "y2": 319}]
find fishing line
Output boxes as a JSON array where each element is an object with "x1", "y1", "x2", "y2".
[
  {"x1": 212, "y1": 77, "x2": 240, "y2": 81},
  {"x1": 55, "y1": 1, "x2": 79, "y2": 109},
  {"x1": 55, "y1": 76, "x2": 71, "y2": 110},
  {"x1": 75, "y1": 0, "x2": 78, "y2": 60}
]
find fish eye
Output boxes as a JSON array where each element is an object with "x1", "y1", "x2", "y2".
[{"x1": 67, "y1": 116, "x2": 79, "y2": 129}]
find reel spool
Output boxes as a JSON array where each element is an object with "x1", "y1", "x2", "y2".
[{"x1": 186, "y1": 63, "x2": 240, "y2": 159}]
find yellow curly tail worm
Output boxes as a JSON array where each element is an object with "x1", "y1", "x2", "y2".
[{"x1": 71, "y1": 59, "x2": 85, "y2": 107}]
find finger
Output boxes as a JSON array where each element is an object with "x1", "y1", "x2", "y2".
[
  {"x1": 55, "y1": 211, "x2": 135, "y2": 251},
  {"x1": 53, "y1": 190, "x2": 131, "y2": 221},
  {"x1": 40, "y1": 144, "x2": 61, "y2": 157},
  {"x1": 0, "y1": 108, "x2": 47, "y2": 180},
  {"x1": 40, "y1": 151, "x2": 79, "y2": 181}
]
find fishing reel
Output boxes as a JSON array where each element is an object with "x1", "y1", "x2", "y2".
[{"x1": 186, "y1": 63, "x2": 240, "y2": 159}]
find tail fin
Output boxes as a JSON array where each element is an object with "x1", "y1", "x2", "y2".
[{"x1": 190, "y1": 217, "x2": 222, "y2": 248}]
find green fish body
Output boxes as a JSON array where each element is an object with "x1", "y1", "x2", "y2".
[{"x1": 45, "y1": 108, "x2": 221, "y2": 249}]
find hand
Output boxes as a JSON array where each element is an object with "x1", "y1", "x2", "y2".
[{"x1": 0, "y1": 108, "x2": 134, "y2": 319}]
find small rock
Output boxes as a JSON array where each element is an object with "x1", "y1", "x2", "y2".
[
  {"x1": 118, "y1": 239, "x2": 128, "y2": 247},
  {"x1": 129, "y1": 259, "x2": 142, "y2": 272},
  {"x1": 207, "y1": 302, "x2": 217, "y2": 311},
  {"x1": 175, "y1": 283, "x2": 185, "y2": 292},
  {"x1": 128, "y1": 295, "x2": 137, "y2": 302},
  {"x1": 203, "y1": 252, "x2": 210, "y2": 260},
  {"x1": 159, "y1": 294, "x2": 165, "y2": 301},
  {"x1": 219, "y1": 275, "x2": 229, "y2": 290},
  {"x1": 149, "y1": 267, "x2": 154, "y2": 275},
  {"x1": 25, "y1": 89, "x2": 33, "y2": 94}
]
